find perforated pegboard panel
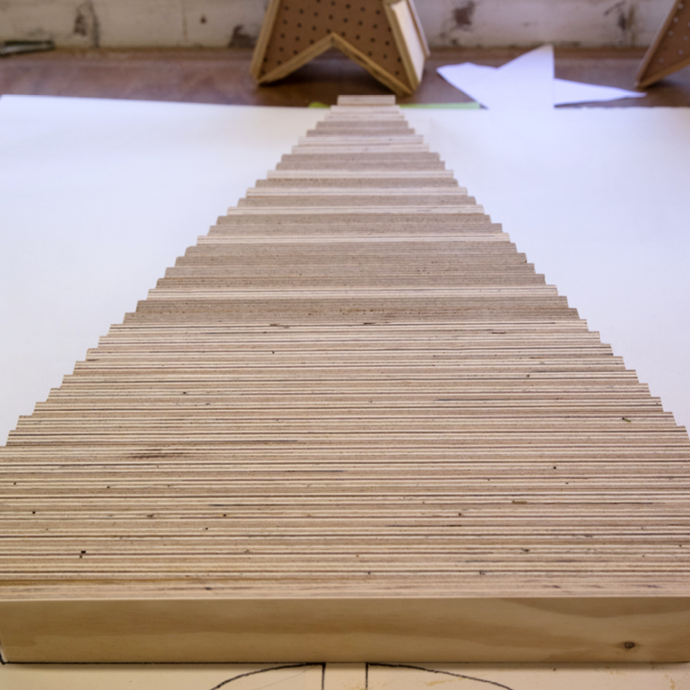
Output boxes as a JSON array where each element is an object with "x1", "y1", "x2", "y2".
[
  {"x1": 255, "y1": 0, "x2": 412, "y2": 91},
  {"x1": 636, "y1": 0, "x2": 690, "y2": 87}
]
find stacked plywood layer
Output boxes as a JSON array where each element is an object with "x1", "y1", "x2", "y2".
[{"x1": 1, "y1": 95, "x2": 690, "y2": 663}]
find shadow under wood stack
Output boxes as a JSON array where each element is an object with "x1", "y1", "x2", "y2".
[
  {"x1": 250, "y1": 0, "x2": 429, "y2": 95},
  {"x1": 1, "y1": 95, "x2": 690, "y2": 663}
]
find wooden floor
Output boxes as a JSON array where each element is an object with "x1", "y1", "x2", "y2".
[
  {"x1": 1, "y1": 95, "x2": 689, "y2": 663},
  {"x1": 2, "y1": 47, "x2": 690, "y2": 106}
]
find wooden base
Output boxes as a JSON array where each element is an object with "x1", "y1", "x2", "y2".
[{"x1": 2, "y1": 596, "x2": 690, "y2": 663}]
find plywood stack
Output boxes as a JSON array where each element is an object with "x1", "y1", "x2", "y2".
[{"x1": 1, "y1": 95, "x2": 690, "y2": 663}]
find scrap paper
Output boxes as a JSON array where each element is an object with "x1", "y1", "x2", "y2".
[{"x1": 438, "y1": 44, "x2": 645, "y2": 109}]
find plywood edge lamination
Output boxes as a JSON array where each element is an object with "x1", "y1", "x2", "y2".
[{"x1": 1, "y1": 95, "x2": 689, "y2": 663}]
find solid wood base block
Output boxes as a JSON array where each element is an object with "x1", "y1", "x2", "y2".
[
  {"x1": 1, "y1": 96, "x2": 689, "y2": 662},
  {"x1": 2, "y1": 597, "x2": 690, "y2": 663}
]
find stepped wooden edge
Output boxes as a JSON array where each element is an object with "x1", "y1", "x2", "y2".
[{"x1": 1, "y1": 94, "x2": 689, "y2": 663}]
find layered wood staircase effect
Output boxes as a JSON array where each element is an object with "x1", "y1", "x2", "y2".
[{"x1": 1, "y1": 95, "x2": 689, "y2": 663}]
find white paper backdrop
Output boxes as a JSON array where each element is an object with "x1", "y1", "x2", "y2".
[
  {"x1": 1, "y1": 96, "x2": 688, "y2": 443},
  {"x1": 405, "y1": 106, "x2": 690, "y2": 434}
]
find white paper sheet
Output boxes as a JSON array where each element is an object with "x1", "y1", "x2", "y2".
[
  {"x1": 0, "y1": 96, "x2": 688, "y2": 444},
  {"x1": 437, "y1": 44, "x2": 645, "y2": 109}
]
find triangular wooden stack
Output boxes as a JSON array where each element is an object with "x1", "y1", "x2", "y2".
[{"x1": 1, "y1": 95, "x2": 690, "y2": 663}]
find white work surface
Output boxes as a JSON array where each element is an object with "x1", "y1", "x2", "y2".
[{"x1": 0, "y1": 96, "x2": 689, "y2": 685}]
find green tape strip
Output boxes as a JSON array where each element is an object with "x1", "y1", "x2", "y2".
[{"x1": 308, "y1": 101, "x2": 480, "y2": 109}]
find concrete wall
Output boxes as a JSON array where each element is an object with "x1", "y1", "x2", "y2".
[{"x1": 0, "y1": 0, "x2": 669, "y2": 49}]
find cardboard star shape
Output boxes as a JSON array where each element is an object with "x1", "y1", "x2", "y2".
[
  {"x1": 636, "y1": 0, "x2": 690, "y2": 87},
  {"x1": 250, "y1": 0, "x2": 429, "y2": 95}
]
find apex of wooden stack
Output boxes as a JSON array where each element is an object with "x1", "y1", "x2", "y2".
[{"x1": 1, "y1": 95, "x2": 689, "y2": 664}]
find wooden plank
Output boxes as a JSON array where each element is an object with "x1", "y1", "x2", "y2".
[
  {"x1": 383, "y1": 0, "x2": 426, "y2": 89},
  {"x1": 337, "y1": 95, "x2": 397, "y2": 106},
  {"x1": 1, "y1": 597, "x2": 689, "y2": 663},
  {"x1": 249, "y1": 0, "x2": 282, "y2": 80},
  {"x1": 636, "y1": 0, "x2": 690, "y2": 87}
]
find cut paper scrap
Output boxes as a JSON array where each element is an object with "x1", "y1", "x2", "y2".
[{"x1": 438, "y1": 44, "x2": 645, "y2": 109}]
